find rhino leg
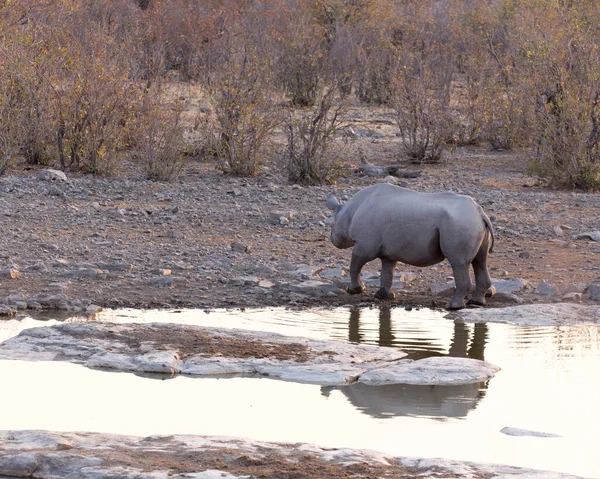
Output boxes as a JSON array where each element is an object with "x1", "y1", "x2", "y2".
[
  {"x1": 468, "y1": 235, "x2": 493, "y2": 306},
  {"x1": 347, "y1": 248, "x2": 369, "y2": 295},
  {"x1": 375, "y1": 258, "x2": 397, "y2": 300},
  {"x1": 447, "y1": 262, "x2": 472, "y2": 310}
]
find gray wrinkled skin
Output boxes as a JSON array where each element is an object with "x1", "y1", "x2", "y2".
[{"x1": 326, "y1": 184, "x2": 494, "y2": 310}]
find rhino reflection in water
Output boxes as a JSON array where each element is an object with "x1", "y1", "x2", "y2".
[
  {"x1": 326, "y1": 306, "x2": 489, "y2": 419},
  {"x1": 326, "y1": 184, "x2": 495, "y2": 310}
]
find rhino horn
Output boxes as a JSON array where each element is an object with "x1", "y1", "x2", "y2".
[{"x1": 326, "y1": 193, "x2": 342, "y2": 213}]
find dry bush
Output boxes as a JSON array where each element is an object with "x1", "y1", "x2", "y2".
[
  {"x1": 51, "y1": 39, "x2": 140, "y2": 175},
  {"x1": 133, "y1": 90, "x2": 186, "y2": 182},
  {"x1": 388, "y1": 1, "x2": 455, "y2": 163},
  {"x1": 199, "y1": 6, "x2": 280, "y2": 177},
  {"x1": 273, "y1": 2, "x2": 326, "y2": 107},
  {"x1": 501, "y1": 0, "x2": 600, "y2": 189},
  {"x1": 284, "y1": 84, "x2": 348, "y2": 185},
  {"x1": 0, "y1": 10, "x2": 55, "y2": 170}
]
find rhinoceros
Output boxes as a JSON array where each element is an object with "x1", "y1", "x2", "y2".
[{"x1": 326, "y1": 183, "x2": 495, "y2": 309}]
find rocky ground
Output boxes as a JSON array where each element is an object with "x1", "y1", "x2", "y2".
[
  {"x1": 0, "y1": 141, "x2": 599, "y2": 314},
  {"x1": 0, "y1": 430, "x2": 584, "y2": 479}
]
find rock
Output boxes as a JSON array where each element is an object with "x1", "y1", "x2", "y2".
[
  {"x1": 38, "y1": 169, "x2": 67, "y2": 182},
  {"x1": 167, "y1": 229, "x2": 185, "y2": 240},
  {"x1": 0, "y1": 304, "x2": 16, "y2": 316},
  {"x1": 429, "y1": 282, "x2": 455, "y2": 297},
  {"x1": 268, "y1": 210, "x2": 293, "y2": 225},
  {"x1": 377, "y1": 175, "x2": 399, "y2": 185},
  {"x1": 358, "y1": 357, "x2": 500, "y2": 386},
  {"x1": 488, "y1": 292, "x2": 522, "y2": 305},
  {"x1": 86, "y1": 304, "x2": 103, "y2": 313},
  {"x1": 500, "y1": 427, "x2": 562, "y2": 438},
  {"x1": 146, "y1": 277, "x2": 174, "y2": 287},
  {"x1": 518, "y1": 251, "x2": 530, "y2": 259},
  {"x1": 47, "y1": 185, "x2": 65, "y2": 197},
  {"x1": 289, "y1": 280, "x2": 342, "y2": 297},
  {"x1": 491, "y1": 278, "x2": 530, "y2": 294},
  {"x1": 231, "y1": 241, "x2": 250, "y2": 253},
  {"x1": 258, "y1": 280, "x2": 274, "y2": 288},
  {"x1": 575, "y1": 231, "x2": 600, "y2": 242},
  {"x1": 0, "y1": 453, "x2": 39, "y2": 476},
  {"x1": 0, "y1": 430, "x2": 583, "y2": 479},
  {"x1": 3, "y1": 293, "x2": 26, "y2": 305},
  {"x1": 318, "y1": 267, "x2": 347, "y2": 279},
  {"x1": 149, "y1": 268, "x2": 171, "y2": 276},
  {"x1": 397, "y1": 272, "x2": 417, "y2": 283},
  {"x1": 229, "y1": 276, "x2": 260, "y2": 287},
  {"x1": 561, "y1": 292, "x2": 582, "y2": 302},
  {"x1": 355, "y1": 163, "x2": 420, "y2": 179},
  {"x1": 553, "y1": 225, "x2": 564, "y2": 236},
  {"x1": 96, "y1": 263, "x2": 134, "y2": 272},
  {"x1": 387, "y1": 167, "x2": 421, "y2": 179},
  {"x1": 583, "y1": 284, "x2": 600, "y2": 301},
  {"x1": 59, "y1": 268, "x2": 105, "y2": 279},
  {"x1": 534, "y1": 280, "x2": 558, "y2": 296},
  {"x1": 289, "y1": 266, "x2": 319, "y2": 278},
  {"x1": 26, "y1": 294, "x2": 72, "y2": 310},
  {"x1": 459, "y1": 303, "x2": 600, "y2": 326},
  {"x1": 355, "y1": 164, "x2": 388, "y2": 177},
  {"x1": 0, "y1": 268, "x2": 20, "y2": 279}
]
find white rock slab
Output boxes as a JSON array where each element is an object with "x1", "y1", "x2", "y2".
[
  {"x1": 501, "y1": 427, "x2": 562, "y2": 438},
  {"x1": 0, "y1": 431, "x2": 587, "y2": 479},
  {"x1": 0, "y1": 322, "x2": 500, "y2": 386},
  {"x1": 357, "y1": 357, "x2": 500, "y2": 386},
  {"x1": 459, "y1": 303, "x2": 600, "y2": 326}
]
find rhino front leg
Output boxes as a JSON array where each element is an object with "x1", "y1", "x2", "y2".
[
  {"x1": 347, "y1": 248, "x2": 369, "y2": 295},
  {"x1": 447, "y1": 262, "x2": 472, "y2": 310},
  {"x1": 375, "y1": 258, "x2": 397, "y2": 300}
]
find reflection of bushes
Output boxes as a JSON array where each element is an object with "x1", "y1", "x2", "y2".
[{"x1": 0, "y1": 0, "x2": 600, "y2": 188}]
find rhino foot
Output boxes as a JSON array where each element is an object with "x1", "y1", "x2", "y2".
[
  {"x1": 347, "y1": 285, "x2": 366, "y2": 295},
  {"x1": 374, "y1": 288, "x2": 395, "y2": 300},
  {"x1": 446, "y1": 299, "x2": 466, "y2": 310},
  {"x1": 467, "y1": 297, "x2": 486, "y2": 307}
]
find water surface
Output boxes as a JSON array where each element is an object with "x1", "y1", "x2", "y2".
[{"x1": 0, "y1": 306, "x2": 598, "y2": 477}]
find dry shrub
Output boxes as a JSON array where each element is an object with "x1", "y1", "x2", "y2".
[
  {"x1": 202, "y1": 7, "x2": 279, "y2": 177},
  {"x1": 0, "y1": 12, "x2": 55, "y2": 170},
  {"x1": 133, "y1": 90, "x2": 186, "y2": 182},
  {"x1": 512, "y1": 1, "x2": 600, "y2": 189},
  {"x1": 274, "y1": 4, "x2": 326, "y2": 107},
  {"x1": 388, "y1": 2, "x2": 455, "y2": 164},
  {"x1": 284, "y1": 84, "x2": 348, "y2": 185}
]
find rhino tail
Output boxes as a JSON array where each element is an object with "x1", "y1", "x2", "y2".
[{"x1": 480, "y1": 207, "x2": 495, "y2": 253}]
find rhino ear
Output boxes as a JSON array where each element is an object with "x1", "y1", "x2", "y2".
[{"x1": 326, "y1": 193, "x2": 342, "y2": 213}]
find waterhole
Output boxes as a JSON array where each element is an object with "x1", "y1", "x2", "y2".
[{"x1": 0, "y1": 306, "x2": 598, "y2": 477}]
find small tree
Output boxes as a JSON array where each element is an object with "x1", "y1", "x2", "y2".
[{"x1": 285, "y1": 83, "x2": 347, "y2": 185}]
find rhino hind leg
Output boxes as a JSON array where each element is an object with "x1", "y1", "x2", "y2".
[
  {"x1": 447, "y1": 262, "x2": 472, "y2": 310},
  {"x1": 468, "y1": 235, "x2": 493, "y2": 306},
  {"x1": 375, "y1": 258, "x2": 397, "y2": 300}
]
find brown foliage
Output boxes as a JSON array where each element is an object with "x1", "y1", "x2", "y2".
[{"x1": 1, "y1": 0, "x2": 600, "y2": 187}]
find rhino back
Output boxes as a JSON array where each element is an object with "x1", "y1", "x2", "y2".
[{"x1": 345, "y1": 185, "x2": 485, "y2": 264}]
